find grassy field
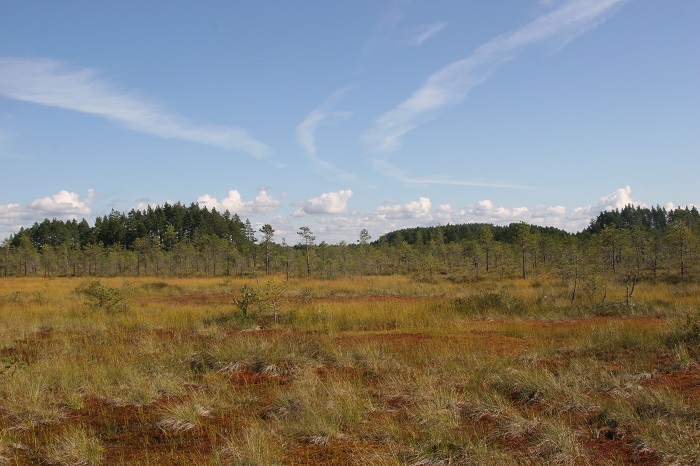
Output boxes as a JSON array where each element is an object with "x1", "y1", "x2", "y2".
[{"x1": 0, "y1": 275, "x2": 698, "y2": 465}]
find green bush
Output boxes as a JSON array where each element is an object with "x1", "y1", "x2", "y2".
[
  {"x1": 233, "y1": 284, "x2": 258, "y2": 317},
  {"x1": 76, "y1": 280, "x2": 129, "y2": 314}
]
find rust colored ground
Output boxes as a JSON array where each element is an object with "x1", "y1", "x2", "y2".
[{"x1": 646, "y1": 362, "x2": 700, "y2": 403}]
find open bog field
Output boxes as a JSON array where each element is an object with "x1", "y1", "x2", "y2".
[{"x1": 0, "y1": 276, "x2": 698, "y2": 465}]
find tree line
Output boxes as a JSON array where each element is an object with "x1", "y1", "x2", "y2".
[{"x1": 1, "y1": 202, "x2": 698, "y2": 283}]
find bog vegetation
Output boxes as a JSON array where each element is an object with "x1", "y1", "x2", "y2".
[
  {"x1": 2, "y1": 202, "x2": 699, "y2": 283},
  {"x1": 0, "y1": 202, "x2": 698, "y2": 465}
]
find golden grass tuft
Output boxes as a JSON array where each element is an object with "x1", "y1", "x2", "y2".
[{"x1": 46, "y1": 427, "x2": 104, "y2": 466}]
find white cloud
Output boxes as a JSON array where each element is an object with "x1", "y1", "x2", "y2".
[
  {"x1": 0, "y1": 203, "x2": 22, "y2": 226},
  {"x1": 364, "y1": 0, "x2": 628, "y2": 152},
  {"x1": 0, "y1": 203, "x2": 23, "y2": 243},
  {"x1": 317, "y1": 186, "x2": 645, "y2": 241},
  {"x1": 297, "y1": 111, "x2": 326, "y2": 157},
  {"x1": 463, "y1": 199, "x2": 516, "y2": 220},
  {"x1": 570, "y1": 185, "x2": 640, "y2": 221},
  {"x1": 596, "y1": 185, "x2": 636, "y2": 210},
  {"x1": 403, "y1": 22, "x2": 447, "y2": 46},
  {"x1": 295, "y1": 86, "x2": 361, "y2": 182},
  {"x1": 164, "y1": 186, "x2": 686, "y2": 246},
  {"x1": 425, "y1": 185, "x2": 642, "y2": 231},
  {"x1": 530, "y1": 204, "x2": 567, "y2": 220},
  {"x1": 131, "y1": 201, "x2": 153, "y2": 212},
  {"x1": 0, "y1": 57, "x2": 271, "y2": 157},
  {"x1": 27, "y1": 189, "x2": 93, "y2": 217},
  {"x1": 363, "y1": 1, "x2": 445, "y2": 55},
  {"x1": 294, "y1": 189, "x2": 353, "y2": 216},
  {"x1": 375, "y1": 196, "x2": 432, "y2": 220},
  {"x1": 0, "y1": 190, "x2": 94, "y2": 241},
  {"x1": 1, "y1": 185, "x2": 690, "y2": 247},
  {"x1": 296, "y1": 86, "x2": 354, "y2": 157},
  {"x1": 196, "y1": 188, "x2": 282, "y2": 217},
  {"x1": 371, "y1": 157, "x2": 530, "y2": 189}
]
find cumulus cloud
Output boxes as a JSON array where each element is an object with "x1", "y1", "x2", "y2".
[
  {"x1": 596, "y1": 185, "x2": 637, "y2": 210},
  {"x1": 0, "y1": 204, "x2": 23, "y2": 242},
  {"x1": 293, "y1": 190, "x2": 353, "y2": 216},
  {"x1": 428, "y1": 185, "x2": 642, "y2": 231},
  {"x1": 375, "y1": 197, "x2": 432, "y2": 220},
  {"x1": 0, "y1": 57, "x2": 271, "y2": 157},
  {"x1": 570, "y1": 185, "x2": 640, "y2": 221},
  {"x1": 27, "y1": 189, "x2": 94, "y2": 216},
  {"x1": 0, "y1": 203, "x2": 22, "y2": 225},
  {"x1": 364, "y1": 0, "x2": 628, "y2": 152},
  {"x1": 286, "y1": 186, "x2": 694, "y2": 244},
  {"x1": 196, "y1": 189, "x2": 281, "y2": 217},
  {"x1": 0, "y1": 189, "x2": 94, "y2": 241},
  {"x1": 311, "y1": 186, "x2": 646, "y2": 242}
]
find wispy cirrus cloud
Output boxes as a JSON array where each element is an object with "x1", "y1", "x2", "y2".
[
  {"x1": 0, "y1": 57, "x2": 271, "y2": 157},
  {"x1": 371, "y1": 158, "x2": 532, "y2": 189},
  {"x1": 401, "y1": 22, "x2": 447, "y2": 46},
  {"x1": 296, "y1": 86, "x2": 355, "y2": 157},
  {"x1": 296, "y1": 85, "x2": 362, "y2": 182},
  {"x1": 363, "y1": 0, "x2": 446, "y2": 54},
  {"x1": 364, "y1": 0, "x2": 629, "y2": 153}
]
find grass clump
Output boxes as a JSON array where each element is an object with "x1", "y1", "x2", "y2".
[
  {"x1": 450, "y1": 290, "x2": 523, "y2": 317},
  {"x1": 157, "y1": 399, "x2": 214, "y2": 434},
  {"x1": 221, "y1": 420, "x2": 285, "y2": 465},
  {"x1": 271, "y1": 367, "x2": 371, "y2": 441},
  {"x1": 46, "y1": 427, "x2": 104, "y2": 466},
  {"x1": 665, "y1": 311, "x2": 700, "y2": 351}
]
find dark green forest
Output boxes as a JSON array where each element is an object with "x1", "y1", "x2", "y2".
[{"x1": 2, "y1": 202, "x2": 698, "y2": 281}]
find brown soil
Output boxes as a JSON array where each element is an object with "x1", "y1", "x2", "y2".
[
  {"x1": 0, "y1": 395, "x2": 228, "y2": 465},
  {"x1": 646, "y1": 362, "x2": 700, "y2": 403},
  {"x1": 287, "y1": 437, "x2": 387, "y2": 466},
  {"x1": 585, "y1": 434, "x2": 663, "y2": 466}
]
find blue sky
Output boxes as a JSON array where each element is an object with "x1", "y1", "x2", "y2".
[{"x1": 1, "y1": 0, "x2": 698, "y2": 244}]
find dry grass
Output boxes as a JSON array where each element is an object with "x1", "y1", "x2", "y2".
[
  {"x1": 0, "y1": 275, "x2": 698, "y2": 464},
  {"x1": 45, "y1": 427, "x2": 104, "y2": 466}
]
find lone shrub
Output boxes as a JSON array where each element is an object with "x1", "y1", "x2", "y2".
[
  {"x1": 76, "y1": 280, "x2": 129, "y2": 314},
  {"x1": 233, "y1": 284, "x2": 258, "y2": 317}
]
